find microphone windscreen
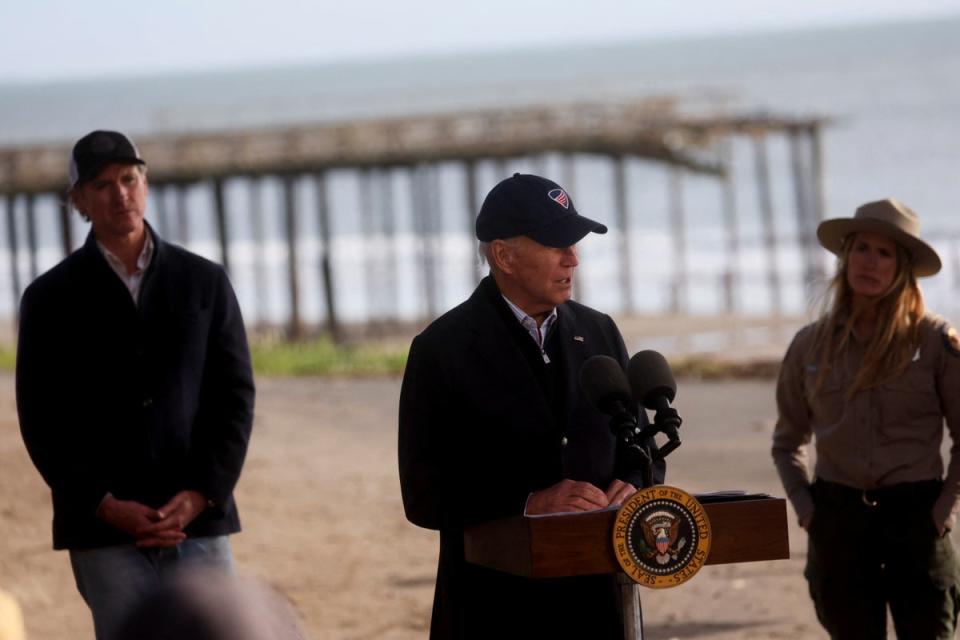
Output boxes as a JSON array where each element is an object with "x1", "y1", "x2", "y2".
[
  {"x1": 627, "y1": 350, "x2": 677, "y2": 407},
  {"x1": 579, "y1": 355, "x2": 632, "y2": 414}
]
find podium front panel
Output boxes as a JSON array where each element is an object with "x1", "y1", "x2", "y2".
[{"x1": 464, "y1": 497, "x2": 790, "y2": 579}]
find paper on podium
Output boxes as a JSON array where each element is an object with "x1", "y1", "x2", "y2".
[
  {"x1": 694, "y1": 490, "x2": 772, "y2": 503},
  {"x1": 524, "y1": 503, "x2": 621, "y2": 518}
]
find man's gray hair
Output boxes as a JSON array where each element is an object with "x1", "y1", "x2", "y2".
[
  {"x1": 478, "y1": 241, "x2": 490, "y2": 267},
  {"x1": 478, "y1": 238, "x2": 524, "y2": 271}
]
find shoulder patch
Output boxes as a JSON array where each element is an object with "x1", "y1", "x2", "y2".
[{"x1": 943, "y1": 325, "x2": 960, "y2": 357}]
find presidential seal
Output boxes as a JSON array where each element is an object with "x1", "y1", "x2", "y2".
[{"x1": 613, "y1": 485, "x2": 711, "y2": 588}]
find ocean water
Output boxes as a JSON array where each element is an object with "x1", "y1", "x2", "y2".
[{"x1": 2, "y1": 16, "x2": 960, "y2": 327}]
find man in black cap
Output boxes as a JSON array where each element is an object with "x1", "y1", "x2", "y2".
[
  {"x1": 17, "y1": 131, "x2": 255, "y2": 640},
  {"x1": 399, "y1": 173, "x2": 664, "y2": 639}
]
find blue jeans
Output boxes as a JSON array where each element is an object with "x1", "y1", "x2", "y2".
[{"x1": 69, "y1": 536, "x2": 234, "y2": 640}]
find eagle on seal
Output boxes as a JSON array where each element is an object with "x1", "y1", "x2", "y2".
[{"x1": 642, "y1": 512, "x2": 685, "y2": 565}]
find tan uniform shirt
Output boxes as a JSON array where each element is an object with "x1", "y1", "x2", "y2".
[{"x1": 772, "y1": 314, "x2": 960, "y2": 530}]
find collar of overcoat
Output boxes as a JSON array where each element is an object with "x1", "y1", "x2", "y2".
[{"x1": 461, "y1": 276, "x2": 591, "y2": 435}]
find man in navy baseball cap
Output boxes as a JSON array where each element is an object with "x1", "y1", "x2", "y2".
[
  {"x1": 476, "y1": 173, "x2": 607, "y2": 247},
  {"x1": 400, "y1": 173, "x2": 662, "y2": 638}
]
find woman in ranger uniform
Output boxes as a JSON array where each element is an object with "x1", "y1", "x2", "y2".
[{"x1": 772, "y1": 198, "x2": 960, "y2": 639}]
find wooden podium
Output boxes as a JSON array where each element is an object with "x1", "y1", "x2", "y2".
[{"x1": 463, "y1": 495, "x2": 789, "y2": 638}]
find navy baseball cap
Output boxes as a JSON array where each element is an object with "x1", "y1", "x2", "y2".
[
  {"x1": 475, "y1": 173, "x2": 607, "y2": 248},
  {"x1": 69, "y1": 130, "x2": 145, "y2": 189}
]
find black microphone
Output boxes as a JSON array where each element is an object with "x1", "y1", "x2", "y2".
[
  {"x1": 579, "y1": 355, "x2": 632, "y2": 416},
  {"x1": 627, "y1": 350, "x2": 682, "y2": 457},
  {"x1": 579, "y1": 355, "x2": 654, "y2": 487},
  {"x1": 627, "y1": 350, "x2": 676, "y2": 411}
]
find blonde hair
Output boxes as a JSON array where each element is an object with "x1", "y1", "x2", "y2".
[{"x1": 811, "y1": 234, "x2": 925, "y2": 396}]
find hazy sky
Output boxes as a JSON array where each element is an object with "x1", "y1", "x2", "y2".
[{"x1": 3, "y1": 0, "x2": 960, "y2": 82}]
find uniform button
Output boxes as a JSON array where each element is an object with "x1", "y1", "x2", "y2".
[
  {"x1": 560, "y1": 436, "x2": 568, "y2": 447},
  {"x1": 142, "y1": 397, "x2": 153, "y2": 408}
]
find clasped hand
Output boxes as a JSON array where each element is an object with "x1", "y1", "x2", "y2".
[
  {"x1": 96, "y1": 490, "x2": 207, "y2": 548},
  {"x1": 526, "y1": 478, "x2": 636, "y2": 516}
]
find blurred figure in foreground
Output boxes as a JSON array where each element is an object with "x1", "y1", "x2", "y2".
[
  {"x1": 0, "y1": 588, "x2": 25, "y2": 640},
  {"x1": 110, "y1": 570, "x2": 305, "y2": 640},
  {"x1": 773, "y1": 199, "x2": 960, "y2": 638}
]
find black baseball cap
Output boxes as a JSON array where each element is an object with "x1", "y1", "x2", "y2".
[
  {"x1": 69, "y1": 130, "x2": 146, "y2": 189},
  {"x1": 475, "y1": 173, "x2": 607, "y2": 248}
]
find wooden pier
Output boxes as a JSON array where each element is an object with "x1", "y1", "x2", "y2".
[{"x1": 0, "y1": 99, "x2": 829, "y2": 341}]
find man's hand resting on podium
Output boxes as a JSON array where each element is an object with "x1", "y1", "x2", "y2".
[
  {"x1": 526, "y1": 478, "x2": 637, "y2": 515},
  {"x1": 604, "y1": 479, "x2": 637, "y2": 507}
]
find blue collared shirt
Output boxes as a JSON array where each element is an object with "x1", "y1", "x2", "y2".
[{"x1": 502, "y1": 296, "x2": 557, "y2": 363}]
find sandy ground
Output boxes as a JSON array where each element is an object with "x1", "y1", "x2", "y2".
[{"x1": 3, "y1": 370, "x2": 957, "y2": 639}]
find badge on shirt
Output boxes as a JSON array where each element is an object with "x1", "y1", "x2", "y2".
[{"x1": 944, "y1": 325, "x2": 960, "y2": 357}]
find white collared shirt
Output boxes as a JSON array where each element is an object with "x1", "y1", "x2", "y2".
[
  {"x1": 502, "y1": 296, "x2": 558, "y2": 363},
  {"x1": 96, "y1": 232, "x2": 154, "y2": 306}
]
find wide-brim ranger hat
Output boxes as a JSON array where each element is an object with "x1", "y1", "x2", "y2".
[
  {"x1": 817, "y1": 198, "x2": 941, "y2": 277},
  {"x1": 476, "y1": 173, "x2": 607, "y2": 248},
  {"x1": 68, "y1": 130, "x2": 146, "y2": 189}
]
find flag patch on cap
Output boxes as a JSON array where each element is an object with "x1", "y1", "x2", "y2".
[{"x1": 548, "y1": 188, "x2": 569, "y2": 209}]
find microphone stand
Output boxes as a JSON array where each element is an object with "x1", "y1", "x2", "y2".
[
  {"x1": 608, "y1": 407, "x2": 655, "y2": 489},
  {"x1": 614, "y1": 400, "x2": 683, "y2": 488},
  {"x1": 608, "y1": 407, "x2": 653, "y2": 640},
  {"x1": 639, "y1": 401, "x2": 682, "y2": 458},
  {"x1": 610, "y1": 398, "x2": 682, "y2": 640}
]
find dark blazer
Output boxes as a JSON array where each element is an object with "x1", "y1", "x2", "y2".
[
  {"x1": 17, "y1": 227, "x2": 255, "y2": 550},
  {"x1": 399, "y1": 276, "x2": 665, "y2": 639}
]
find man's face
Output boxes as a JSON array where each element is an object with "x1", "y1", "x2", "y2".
[
  {"x1": 71, "y1": 162, "x2": 148, "y2": 243},
  {"x1": 495, "y1": 236, "x2": 579, "y2": 320}
]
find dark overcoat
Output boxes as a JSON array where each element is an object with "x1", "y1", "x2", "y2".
[
  {"x1": 17, "y1": 227, "x2": 255, "y2": 550},
  {"x1": 399, "y1": 276, "x2": 665, "y2": 639}
]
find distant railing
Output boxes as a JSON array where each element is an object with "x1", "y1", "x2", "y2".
[{"x1": 0, "y1": 100, "x2": 830, "y2": 341}]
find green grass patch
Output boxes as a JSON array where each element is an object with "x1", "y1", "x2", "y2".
[
  {"x1": 251, "y1": 336, "x2": 408, "y2": 377},
  {"x1": 0, "y1": 344, "x2": 15, "y2": 371},
  {"x1": 0, "y1": 339, "x2": 780, "y2": 380},
  {"x1": 671, "y1": 356, "x2": 780, "y2": 380},
  {"x1": 0, "y1": 338, "x2": 407, "y2": 377}
]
